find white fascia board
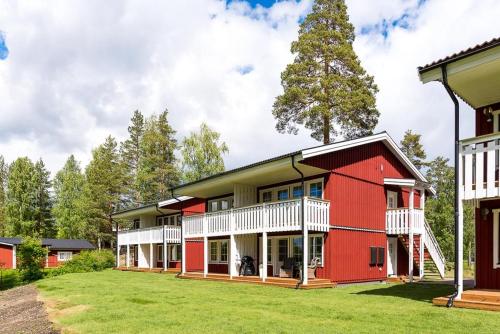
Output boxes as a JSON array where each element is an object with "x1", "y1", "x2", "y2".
[
  {"x1": 0, "y1": 241, "x2": 14, "y2": 247},
  {"x1": 384, "y1": 178, "x2": 416, "y2": 187},
  {"x1": 111, "y1": 206, "x2": 158, "y2": 219},
  {"x1": 158, "y1": 196, "x2": 193, "y2": 208},
  {"x1": 301, "y1": 133, "x2": 428, "y2": 183}
]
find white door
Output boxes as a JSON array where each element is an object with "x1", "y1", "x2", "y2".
[
  {"x1": 387, "y1": 238, "x2": 398, "y2": 277},
  {"x1": 387, "y1": 191, "x2": 398, "y2": 209}
]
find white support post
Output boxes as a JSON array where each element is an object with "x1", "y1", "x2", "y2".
[
  {"x1": 126, "y1": 244, "x2": 130, "y2": 268},
  {"x1": 420, "y1": 188, "x2": 425, "y2": 211},
  {"x1": 12, "y1": 245, "x2": 16, "y2": 270},
  {"x1": 149, "y1": 243, "x2": 153, "y2": 269},
  {"x1": 457, "y1": 198, "x2": 464, "y2": 299},
  {"x1": 181, "y1": 235, "x2": 186, "y2": 275},
  {"x1": 262, "y1": 232, "x2": 268, "y2": 282},
  {"x1": 45, "y1": 247, "x2": 49, "y2": 268},
  {"x1": 409, "y1": 187, "x2": 414, "y2": 283},
  {"x1": 203, "y1": 236, "x2": 208, "y2": 277},
  {"x1": 303, "y1": 228, "x2": 309, "y2": 285},
  {"x1": 230, "y1": 234, "x2": 236, "y2": 279}
]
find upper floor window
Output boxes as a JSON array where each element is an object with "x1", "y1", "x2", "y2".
[
  {"x1": 208, "y1": 197, "x2": 234, "y2": 212},
  {"x1": 309, "y1": 182, "x2": 323, "y2": 198},
  {"x1": 156, "y1": 214, "x2": 181, "y2": 227},
  {"x1": 292, "y1": 186, "x2": 303, "y2": 199},
  {"x1": 133, "y1": 219, "x2": 140, "y2": 229},
  {"x1": 262, "y1": 191, "x2": 272, "y2": 203},
  {"x1": 277, "y1": 189, "x2": 289, "y2": 201},
  {"x1": 259, "y1": 178, "x2": 324, "y2": 203}
]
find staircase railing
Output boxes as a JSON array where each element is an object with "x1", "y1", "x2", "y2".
[{"x1": 423, "y1": 219, "x2": 446, "y2": 278}]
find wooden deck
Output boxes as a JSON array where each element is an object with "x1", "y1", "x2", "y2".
[
  {"x1": 114, "y1": 267, "x2": 181, "y2": 274},
  {"x1": 433, "y1": 289, "x2": 500, "y2": 312},
  {"x1": 179, "y1": 272, "x2": 336, "y2": 289}
]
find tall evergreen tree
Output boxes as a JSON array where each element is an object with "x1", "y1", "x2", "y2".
[
  {"x1": 400, "y1": 129, "x2": 427, "y2": 171},
  {"x1": 181, "y1": 123, "x2": 228, "y2": 183},
  {"x1": 137, "y1": 110, "x2": 179, "y2": 202},
  {"x1": 33, "y1": 159, "x2": 54, "y2": 237},
  {"x1": 5, "y1": 157, "x2": 37, "y2": 237},
  {"x1": 120, "y1": 110, "x2": 145, "y2": 205},
  {"x1": 273, "y1": 0, "x2": 379, "y2": 144},
  {"x1": 84, "y1": 136, "x2": 125, "y2": 247},
  {"x1": 52, "y1": 155, "x2": 88, "y2": 239},
  {"x1": 0, "y1": 156, "x2": 7, "y2": 236}
]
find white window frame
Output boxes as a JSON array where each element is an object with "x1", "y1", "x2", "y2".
[
  {"x1": 168, "y1": 244, "x2": 181, "y2": 261},
  {"x1": 260, "y1": 234, "x2": 324, "y2": 267},
  {"x1": 207, "y1": 196, "x2": 234, "y2": 212},
  {"x1": 57, "y1": 251, "x2": 73, "y2": 262},
  {"x1": 492, "y1": 110, "x2": 500, "y2": 133},
  {"x1": 156, "y1": 214, "x2": 181, "y2": 227},
  {"x1": 258, "y1": 177, "x2": 324, "y2": 203},
  {"x1": 387, "y1": 190, "x2": 398, "y2": 209},
  {"x1": 157, "y1": 244, "x2": 163, "y2": 262},
  {"x1": 493, "y1": 209, "x2": 500, "y2": 269},
  {"x1": 208, "y1": 239, "x2": 229, "y2": 263}
]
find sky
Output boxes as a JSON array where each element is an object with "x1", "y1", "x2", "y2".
[{"x1": 0, "y1": 0, "x2": 499, "y2": 176}]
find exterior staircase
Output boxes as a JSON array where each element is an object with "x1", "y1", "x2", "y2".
[{"x1": 398, "y1": 219, "x2": 446, "y2": 279}]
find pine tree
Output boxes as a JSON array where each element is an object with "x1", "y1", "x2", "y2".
[
  {"x1": 5, "y1": 157, "x2": 37, "y2": 237},
  {"x1": 400, "y1": 129, "x2": 427, "y2": 170},
  {"x1": 181, "y1": 123, "x2": 228, "y2": 183},
  {"x1": 32, "y1": 159, "x2": 54, "y2": 237},
  {"x1": 0, "y1": 156, "x2": 8, "y2": 236},
  {"x1": 273, "y1": 0, "x2": 379, "y2": 144},
  {"x1": 52, "y1": 155, "x2": 88, "y2": 239},
  {"x1": 120, "y1": 110, "x2": 145, "y2": 205},
  {"x1": 84, "y1": 136, "x2": 125, "y2": 247},
  {"x1": 137, "y1": 110, "x2": 179, "y2": 202}
]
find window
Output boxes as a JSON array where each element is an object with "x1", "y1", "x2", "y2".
[
  {"x1": 309, "y1": 236, "x2": 323, "y2": 264},
  {"x1": 176, "y1": 215, "x2": 182, "y2": 226},
  {"x1": 369, "y1": 246, "x2": 384, "y2": 266},
  {"x1": 292, "y1": 237, "x2": 303, "y2": 263},
  {"x1": 387, "y1": 191, "x2": 398, "y2": 209},
  {"x1": 277, "y1": 189, "x2": 289, "y2": 201},
  {"x1": 370, "y1": 247, "x2": 377, "y2": 266},
  {"x1": 57, "y1": 251, "x2": 72, "y2": 262},
  {"x1": 210, "y1": 242, "x2": 218, "y2": 262},
  {"x1": 494, "y1": 210, "x2": 500, "y2": 268},
  {"x1": 220, "y1": 241, "x2": 228, "y2": 263},
  {"x1": 133, "y1": 219, "x2": 140, "y2": 229},
  {"x1": 262, "y1": 191, "x2": 272, "y2": 203},
  {"x1": 309, "y1": 182, "x2": 323, "y2": 198},
  {"x1": 208, "y1": 197, "x2": 234, "y2": 212},
  {"x1": 156, "y1": 217, "x2": 163, "y2": 226},
  {"x1": 158, "y1": 245, "x2": 163, "y2": 261},
  {"x1": 377, "y1": 247, "x2": 385, "y2": 266},
  {"x1": 292, "y1": 186, "x2": 303, "y2": 199},
  {"x1": 168, "y1": 245, "x2": 181, "y2": 261},
  {"x1": 278, "y1": 239, "x2": 288, "y2": 262}
]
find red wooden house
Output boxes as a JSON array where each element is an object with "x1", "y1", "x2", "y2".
[
  {"x1": 114, "y1": 132, "x2": 444, "y2": 287},
  {"x1": 0, "y1": 238, "x2": 95, "y2": 269},
  {"x1": 419, "y1": 37, "x2": 500, "y2": 310}
]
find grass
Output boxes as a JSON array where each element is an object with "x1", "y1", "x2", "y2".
[
  {"x1": 0, "y1": 269, "x2": 20, "y2": 291},
  {"x1": 36, "y1": 270, "x2": 500, "y2": 334}
]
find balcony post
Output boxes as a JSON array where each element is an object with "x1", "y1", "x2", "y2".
[
  {"x1": 262, "y1": 231, "x2": 268, "y2": 282},
  {"x1": 181, "y1": 233, "x2": 186, "y2": 275},
  {"x1": 149, "y1": 243, "x2": 153, "y2": 269},
  {"x1": 163, "y1": 225, "x2": 168, "y2": 272},
  {"x1": 126, "y1": 244, "x2": 130, "y2": 268},
  {"x1": 203, "y1": 236, "x2": 208, "y2": 277},
  {"x1": 409, "y1": 187, "x2": 414, "y2": 283}
]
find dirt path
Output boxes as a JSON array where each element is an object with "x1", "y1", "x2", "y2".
[{"x1": 0, "y1": 284, "x2": 59, "y2": 334}]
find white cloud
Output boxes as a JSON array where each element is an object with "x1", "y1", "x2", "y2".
[{"x1": 0, "y1": 0, "x2": 497, "y2": 177}]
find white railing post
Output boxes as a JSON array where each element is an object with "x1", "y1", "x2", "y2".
[
  {"x1": 409, "y1": 188, "x2": 414, "y2": 283},
  {"x1": 163, "y1": 224, "x2": 167, "y2": 271},
  {"x1": 457, "y1": 196, "x2": 464, "y2": 299},
  {"x1": 262, "y1": 231, "x2": 268, "y2": 282},
  {"x1": 181, "y1": 229, "x2": 186, "y2": 275},
  {"x1": 149, "y1": 243, "x2": 153, "y2": 269},
  {"x1": 229, "y1": 209, "x2": 236, "y2": 279},
  {"x1": 203, "y1": 215, "x2": 208, "y2": 277}
]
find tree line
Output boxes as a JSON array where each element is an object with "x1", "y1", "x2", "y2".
[{"x1": 0, "y1": 110, "x2": 228, "y2": 248}]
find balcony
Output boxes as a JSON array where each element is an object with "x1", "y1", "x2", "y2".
[
  {"x1": 460, "y1": 132, "x2": 500, "y2": 200},
  {"x1": 385, "y1": 208, "x2": 424, "y2": 235},
  {"x1": 183, "y1": 197, "x2": 330, "y2": 238},
  {"x1": 117, "y1": 225, "x2": 181, "y2": 246}
]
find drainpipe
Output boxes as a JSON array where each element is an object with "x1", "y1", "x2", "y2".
[
  {"x1": 291, "y1": 155, "x2": 305, "y2": 289},
  {"x1": 441, "y1": 65, "x2": 461, "y2": 307},
  {"x1": 170, "y1": 190, "x2": 184, "y2": 278}
]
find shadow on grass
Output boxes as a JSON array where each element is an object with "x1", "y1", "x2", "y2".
[
  {"x1": 0, "y1": 270, "x2": 21, "y2": 291},
  {"x1": 354, "y1": 283, "x2": 454, "y2": 303}
]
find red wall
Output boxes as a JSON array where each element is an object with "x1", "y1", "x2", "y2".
[
  {"x1": 0, "y1": 244, "x2": 13, "y2": 269},
  {"x1": 47, "y1": 250, "x2": 82, "y2": 268},
  {"x1": 476, "y1": 201, "x2": 500, "y2": 289},
  {"x1": 185, "y1": 240, "x2": 204, "y2": 272}
]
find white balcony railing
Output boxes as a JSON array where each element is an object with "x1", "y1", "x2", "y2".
[
  {"x1": 385, "y1": 208, "x2": 424, "y2": 235},
  {"x1": 183, "y1": 197, "x2": 330, "y2": 238},
  {"x1": 460, "y1": 132, "x2": 500, "y2": 200},
  {"x1": 117, "y1": 225, "x2": 181, "y2": 246}
]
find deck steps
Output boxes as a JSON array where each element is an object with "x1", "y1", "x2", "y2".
[
  {"x1": 433, "y1": 290, "x2": 500, "y2": 312},
  {"x1": 114, "y1": 267, "x2": 180, "y2": 274},
  {"x1": 387, "y1": 276, "x2": 407, "y2": 283},
  {"x1": 179, "y1": 272, "x2": 336, "y2": 289}
]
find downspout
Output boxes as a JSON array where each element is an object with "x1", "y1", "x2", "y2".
[
  {"x1": 291, "y1": 155, "x2": 305, "y2": 289},
  {"x1": 441, "y1": 65, "x2": 460, "y2": 308},
  {"x1": 170, "y1": 190, "x2": 184, "y2": 278}
]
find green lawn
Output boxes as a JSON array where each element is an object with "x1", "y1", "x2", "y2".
[
  {"x1": 0, "y1": 269, "x2": 20, "y2": 291},
  {"x1": 36, "y1": 270, "x2": 499, "y2": 334}
]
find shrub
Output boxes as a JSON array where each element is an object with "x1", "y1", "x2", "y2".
[
  {"x1": 50, "y1": 250, "x2": 115, "y2": 276},
  {"x1": 17, "y1": 237, "x2": 47, "y2": 282}
]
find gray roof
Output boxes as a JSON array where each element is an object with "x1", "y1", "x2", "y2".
[{"x1": 0, "y1": 237, "x2": 95, "y2": 250}]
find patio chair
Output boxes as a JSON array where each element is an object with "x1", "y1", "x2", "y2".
[
  {"x1": 308, "y1": 257, "x2": 321, "y2": 279},
  {"x1": 279, "y1": 257, "x2": 296, "y2": 278}
]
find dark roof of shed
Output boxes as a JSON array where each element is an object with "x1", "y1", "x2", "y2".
[
  {"x1": 0, "y1": 237, "x2": 95, "y2": 250},
  {"x1": 418, "y1": 37, "x2": 500, "y2": 73}
]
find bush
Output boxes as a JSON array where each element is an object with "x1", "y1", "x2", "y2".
[
  {"x1": 50, "y1": 250, "x2": 115, "y2": 276},
  {"x1": 17, "y1": 237, "x2": 47, "y2": 282}
]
